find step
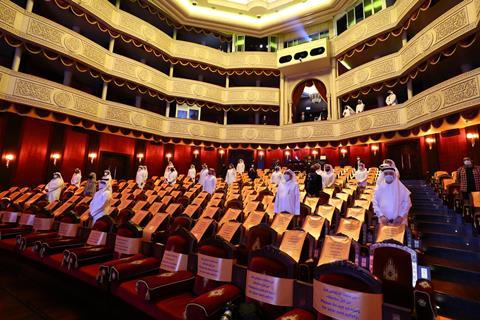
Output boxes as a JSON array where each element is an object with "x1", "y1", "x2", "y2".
[
  {"x1": 420, "y1": 230, "x2": 470, "y2": 244},
  {"x1": 416, "y1": 223, "x2": 466, "y2": 235},
  {"x1": 424, "y1": 255, "x2": 480, "y2": 284},
  {"x1": 433, "y1": 279, "x2": 480, "y2": 320},
  {"x1": 414, "y1": 215, "x2": 459, "y2": 224},
  {"x1": 423, "y1": 240, "x2": 480, "y2": 261}
]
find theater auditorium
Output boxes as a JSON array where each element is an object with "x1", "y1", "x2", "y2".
[{"x1": 0, "y1": 0, "x2": 479, "y2": 319}]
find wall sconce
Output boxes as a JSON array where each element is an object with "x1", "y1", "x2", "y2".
[
  {"x1": 137, "y1": 153, "x2": 144, "y2": 163},
  {"x1": 258, "y1": 150, "x2": 265, "y2": 158},
  {"x1": 285, "y1": 150, "x2": 291, "y2": 160},
  {"x1": 340, "y1": 148, "x2": 348, "y2": 158},
  {"x1": 3, "y1": 154, "x2": 14, "y2": 168},
  {"x1": 466, "y1": 132, "x2": 479, "y2": 147},
  {"x1": 193, "y1": 150, "x2": 200, "y2": 158},
  {"x1": 425, "y1": 137, "x2": 436, "y2": 150},
  {"x1": 166, "y1": 153, "x2": 172, "y2": 160},
  {"x1": 219, "y1": 149, "x2": 225, "y2": 158},
  {"x1": 371, "y1": 145, "x2": 379, "y2": 156},
  {"x1": 312, "y1": 149, "x2": 318, "y2": 159},
  {"x1": 88, "y1": 152, "x2": 97, "y2": 164},
  {"x1": 51, "y1": 153, "x2": 61, "y2": 165}
]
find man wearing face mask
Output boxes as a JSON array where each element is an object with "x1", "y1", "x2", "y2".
[
  {"x1": 274, "y1": 170, "x2": 300, "y2": 215},
  {"x1": 355, "y1": 163, "x2": 368, "y2": 188},
  {"x1": 167, "y1": 167, "x2": 178, "y2": 185},
  {"x1": 456, "y1": 157, "x2": 480, "y2": 199},
  {"x1": 321, "y1": 164, "x2": 335, "y2": 188},
  {"x1": 270, "y1": 166, "x2": 284, "y2": 185},
  {"x1": 89, "y1": 178, "x2": 112, "y2": 224},
  {"x1": 373, "y1": 166, "x2": 411, "y2": 225},
  {"x1": 204, "y1": 168, "x2": 217, "y2": 195}
]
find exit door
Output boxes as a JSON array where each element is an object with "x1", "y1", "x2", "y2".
[
  {"x1": 387, "y1": 140, "x2": 422, "y2": 179},
  {"x1": 98, "y1": 152, "x2": 131, "y2": 180}
]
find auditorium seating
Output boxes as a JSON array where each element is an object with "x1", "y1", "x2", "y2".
[{"x1": 0, "y1": 167, "x2": 437, "y2": 319}]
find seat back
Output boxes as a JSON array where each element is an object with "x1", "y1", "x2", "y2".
[
  {"x1": 314, "y1": 261, "x2": 382, "y2": 320},
  {"x1": 370, "y1": 241, "x2": 417, "y2": 310}
]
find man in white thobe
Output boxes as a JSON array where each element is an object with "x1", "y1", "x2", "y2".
[
  {"x1": 225, "y1": 164, "x2": 236, "y2": 186},
  {"x1": 270, "y1": 166, "x2": 284, "y2": 185},
  {"x1": 343, "y1": 105, "x2": 355, "y2": 117},
  {"x1": 167, "y1": 167, "x2": 178, "y2": 185},
  {"x1": 321, "y1": 164, "x2": 336, "y2": 188},
  {"x1": 355, "y1": 163, "x2": 368, "y2": 187},
  {"x1": 386, "y1": 90, "x2": 398, "y2": 106},
  {"x1": 199, "y1": 164, "x2": 209, "y2": 188},
  {"x1": 136, "y1": 166, "x2": 145, "y2": 189},
  {"x1": 70, "y1": 168, "x2": 82, "y2": 188},
  {"x1": 204, "y1": 169, "x2": 217, "y2": 195},
  {"x1": 142, "y1": 165, "x2": 148, "y2": 182},
  {"x1": 46, "y1": 172, "x2": 64, "y2": 203},
  {"x1": 164, "y1": 161, "x2": 174, "y2": 178},
  {"x1": 187, "y1": 164, "x2": 196, "y2": 182},
  {"x1": 377, "y1": 159, "x2": 400, "y2": 186},
  {"x1": 236, "y1": 159, "x2": 245, "y2": 175},
  {"x1": 102, "y1": 170, "x2": 112, "y2": 185},
  {"x1": 274, "y1": 170, "x2": 300, "y2": 215},
  {"x1": 373, "y1": 166, "x2": 411, "y2": 225},
  {"x1": 89, "y1": 178, "x2": 112, "y2": 224},
  {"x1": 356, "y1": 99, "x2": 365, "y2": 113}
]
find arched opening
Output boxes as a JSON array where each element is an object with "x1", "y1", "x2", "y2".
[{"x1": 291, "y1": 79, "x2": 327, "y2": 123}]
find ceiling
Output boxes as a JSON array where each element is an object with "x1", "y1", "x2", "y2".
[{"x1": 149, "y1": 0, "x2": 355, "y2": 36}]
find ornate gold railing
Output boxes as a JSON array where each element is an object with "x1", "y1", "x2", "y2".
[{"x1": 1, "y1": 65, "x2": 478, "y2": 144}]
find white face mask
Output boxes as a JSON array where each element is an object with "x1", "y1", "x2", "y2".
[
  {"x1": 464, "y1": 161, "x2": 472, "y2": 166},
  {"x1": 385, "y1": 175, "x2": 394, "y2": 184}
]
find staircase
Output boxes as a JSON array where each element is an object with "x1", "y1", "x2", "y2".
[{"x1": 405, "y1": 180, "x2": 480, "y2": 320}]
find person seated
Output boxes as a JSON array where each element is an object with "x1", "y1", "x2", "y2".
[
  {"x1": 386, "y1": 90, "x2": 398, "y2": 106},
  {"x1": 355, "y1": 99, "x2": 365, "y2": 113},
  {"x1": 342, "y1": 105, "x2": 354, "y2": 117},
  {"x1": 456, "y1": 157, "x2": 480, "y2": 199},
  {"x1": 373, "y1": 166, "x2": 412, "y2": 225}
]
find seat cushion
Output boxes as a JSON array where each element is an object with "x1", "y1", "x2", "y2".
[
  {"x1": 154, "y1": 292, "x2": 195, "y2": 320},
  {"x1": 69, "y1": 262, "x2": 105, "y2": 287},
  {"x1": 185, "y1": 284, "x2": 242, "y2": 320},
  {"x1": 43, "y1": 252, "x2": 69, "y2": 273}
]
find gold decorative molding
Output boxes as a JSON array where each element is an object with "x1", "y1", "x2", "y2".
[
  {"x1": 332, "y1": 0, "x2": 423, "y2": 56},
  {"x1": 0, "y1": 0, "x2": 279, "y2": 107},
  {"x1": 1, "y1": 66, "x2": 479, "y2": 144},
  {"x1": 336, "y1": 0, "x2": 480, "y2": 97},
  {"x1": 63, "y1": 0, "x2": 278, "y2": 70}
]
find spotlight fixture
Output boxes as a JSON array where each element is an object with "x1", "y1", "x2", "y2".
[
  {"x1": 137, "y1": 153, "x2": 144, "y2": 162},
  {"x1": 166, "y1": 153, "x2": 172, "y2": 160},
  {"x1": 371, "y1": 145, "x2": 379, "y2": 156},
  {"x1": 340, "y1": 148, "x2": 348, "y2": 158},
  {"x1": 193, "y1": 150, "x2": 200, "y2": 158}
]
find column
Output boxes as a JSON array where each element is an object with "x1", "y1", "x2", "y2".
[
  {"x1": 225, "y1": 75, "x2": 230, "y2": 88},
  {"x1": 279, "y1": 74, "x2": 284, "y2": 125},
  {"x1": 254, "y1": 112, "x2": 260, "y2": 124},
  {"x1": 223, "y1": 110, "x2": 228, "y2": 125},
  {"x1": 407, "y1": 80, "x2": 413, "y2": 99},
  {"x1": 172, "y1": 29, "x2": 177, "y2": 40},
  {"x1": 26, "y1": 0, "x2": 34, "y2": 12},
  {"x1": 169, "y1": 64, "x2": 174, "y2": 77},
  {"x1": 101, "y1": 83, "x2": 108, "y2": 100},
  {"x1": 63, "y1": 70, "x2": 73, "y2": 86},
  {"x1": 165, "y1": 102, "x2": 171, "y2": 117},
  {"x1": 402, "y1": 31, "x2": 408, "y2": 46},
  {"x1": 135, "y1": 58, "x2": 146, "y2": 107},
  {"x1": 330, "y1": 57, "x2": 339, "y2": 120},
  {"x1": 11, "y1": 48, "x2": 22, "y2": 72}
]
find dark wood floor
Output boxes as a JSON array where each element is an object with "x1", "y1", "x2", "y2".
[{"x1": 0, "y1": 251, "x2": 152, "y2": 320}]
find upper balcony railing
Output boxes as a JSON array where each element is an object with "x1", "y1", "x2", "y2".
[{"x1": 1, "y1": 65, "x2": 479, "y2": 144}]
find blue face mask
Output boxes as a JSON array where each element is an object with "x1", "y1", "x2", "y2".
[{"x1": 385, "y1": 175, "x2": 394, "y2": 184}]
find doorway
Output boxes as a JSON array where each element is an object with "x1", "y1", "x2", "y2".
[
  {"x1": 386, "y1": 140, "x2": 422, "y2": 179},
  {"x1": 99, "y1": 152, "x2": 131, "y2": 180}
]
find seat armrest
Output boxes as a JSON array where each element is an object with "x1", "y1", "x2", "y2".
[
  {"x1": 109, "y1": 257, "x2": 160, "y2": 283},
  {"x1": 136, "y1": 270, "x2": 194, "y2": 301},
  {"x1": 185, "y1": 284, "x2": 242, "y2": 320}
]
